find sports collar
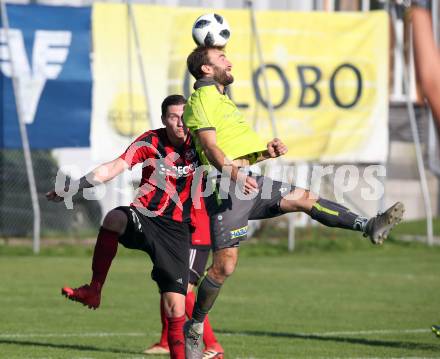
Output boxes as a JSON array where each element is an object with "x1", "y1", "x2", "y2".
[{"x1": 193, "y1": 77, "x2": 227, "y2": 94}]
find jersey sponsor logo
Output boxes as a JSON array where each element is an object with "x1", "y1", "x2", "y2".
[
  {"x1": 230, "y1": 225, "x2": 248, "y2": 240},
  {"x1": 172, "y1": 161, "x2": 198, "y2": 177},
  {"x1": 0, "y1": 28, "x2": 71, "y2": 125},
  {"x1": 134, "y1": 149, "x2": 194, "y2": 216},
  {"x1": 158, "y1": 160, "x2": 199, "y2": 178}
]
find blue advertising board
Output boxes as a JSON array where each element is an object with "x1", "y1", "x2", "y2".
[{"x1": 0, "y1": 4, "x2": 92, "y2": 148}]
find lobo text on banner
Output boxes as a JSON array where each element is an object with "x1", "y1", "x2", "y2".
[{"x1": 92, "y1": 4, "x2": 388, "y2": 163}]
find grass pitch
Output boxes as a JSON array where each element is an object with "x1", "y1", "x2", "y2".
[{"x1": 0, "y1": 228, "x2": 440, "y2": 358}]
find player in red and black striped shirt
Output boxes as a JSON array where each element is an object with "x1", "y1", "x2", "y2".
[
  {"x1": 144, "y1": 174, "x2": 224, "y2": 358},
  {"x1": 47, "y1": 95, "x2": 201, "y2": 359},
  {"x1": 120, "y1": 122, "x2": 198, "y2": 223}
]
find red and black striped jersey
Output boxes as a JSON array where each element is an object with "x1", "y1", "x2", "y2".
[{"x1": 119, "y1": 128, "x2": 199, "y2": 223}]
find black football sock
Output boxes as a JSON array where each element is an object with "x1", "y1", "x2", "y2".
[
  {"x1": 192, "y1": 275, "x2": 222, "y2": 323},
  {"x1": 310, "y1": 198, "x2": 368, "y2": 232}
]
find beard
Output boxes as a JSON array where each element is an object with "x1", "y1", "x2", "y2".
[{"x1": 213, "y1": 65, "x2": 234, "y2": 87}]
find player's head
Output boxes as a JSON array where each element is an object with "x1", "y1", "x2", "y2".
[
  {"x1": 187, "y1": 46, "x2": 234, "y2": 87},
  {"x1": 161, "y1": 94, "x2": 187, "y2": 143}
]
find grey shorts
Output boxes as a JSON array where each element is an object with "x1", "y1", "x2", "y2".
[{"x1": 204, "y1": 174, "x2": 295, "y2": 251}]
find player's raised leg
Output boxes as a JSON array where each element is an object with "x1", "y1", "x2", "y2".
[
  {"x1": 279, "y1": 188, "x2": 404, "y2": 245},
  {"x1": 61, "y1": 208, "x2": 127, "y2": 309}
]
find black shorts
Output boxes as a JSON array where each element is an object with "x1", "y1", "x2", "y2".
[
  {"x1": 205, "y1": 174, "x2": 295, "y2": 250},
  {"x1": 115, "y1": 206, "x2": 190, "y2": 295},
  {"x1": 188, "y1": 247, "x2": 210, "y2": 285}
]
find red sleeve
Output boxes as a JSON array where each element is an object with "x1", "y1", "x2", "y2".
[
  {"x1": 119, "y1": 132, "x2": 154, "y2": 168},
  {"x1": 190, "y1": 176, "x2": 211, "y2": 247},
  {"x1": 190, "y1": 196, "x2": 211, "y2": 247}
]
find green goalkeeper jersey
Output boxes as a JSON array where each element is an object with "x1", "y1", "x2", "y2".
[{"x1": 183, "y1": 78, "x2": 267, "y2": 166}]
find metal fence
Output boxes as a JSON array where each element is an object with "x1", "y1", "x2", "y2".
[
  {"x1": 0, "y1": 149, "x2": 102, "y2": 240},
  {"x1": 1, "y1": 0, "x2": 439, "y2": 249}
]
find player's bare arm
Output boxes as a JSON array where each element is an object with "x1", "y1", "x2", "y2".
[
  {"x1": 196, "y1": 129, "x2": 258, "y2": 194},
  {"x1": 46, "y1": 157, "x2": 128, "y2": 202}
]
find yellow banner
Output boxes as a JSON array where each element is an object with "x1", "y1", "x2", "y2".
[{"x1": 92, "y1": 4, "x2": 389, "y2": 163}]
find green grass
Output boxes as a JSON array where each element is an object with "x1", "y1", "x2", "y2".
[
  {"x1": 0, "y1": 219, "x2": 439, "y2": 358},
  {"x1": 1, "y1": 231, "x2": 440, "y2": 359}
]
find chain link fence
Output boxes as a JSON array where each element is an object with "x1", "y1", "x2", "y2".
[{"x1": 0, "y1": 149, "x2": 102, "y2": 241}]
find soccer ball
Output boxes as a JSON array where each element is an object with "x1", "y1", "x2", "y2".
[{"x1": 191, "y1": 13, "x2": 231, "y2": 47}]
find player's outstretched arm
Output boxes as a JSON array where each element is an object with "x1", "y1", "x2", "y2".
[
  {"x1": 79, "y1": 157, "x2": 129, "y2": 189},
  {"x1": 46, "y1": 157, "x2": 129, "y2": 202},
  {"x1": 197, "y1": 129, "x2": 258, "y2": 194}
]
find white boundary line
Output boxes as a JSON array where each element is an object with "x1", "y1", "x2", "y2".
[
  {"x1": 0, "y1": 332, "x2": 146, "y2": 338},
  {"x1": 324, "y1": 358, "x2": 440, "y2": 359},
  {"x1": 219, "y1": 328, "x2": 432, "y2": 337},
  {"x1": 308, "y1": 328, "x2": 431, "y2": 337},
  {"x1": 0, "y1": 328, "x2": 431, "y2": 339}
]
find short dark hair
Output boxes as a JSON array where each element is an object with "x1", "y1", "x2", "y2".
[
  {"x1": 161, "y1": 94, "x2": 186, "y2": 117},
  {"x1": 187, "y1": 45, "x2": 224, "y2": 80}
]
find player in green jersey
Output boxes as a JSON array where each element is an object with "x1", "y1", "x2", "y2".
[{"x1": 182, "y1": 45, "x2": 405, "y2": 358}]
